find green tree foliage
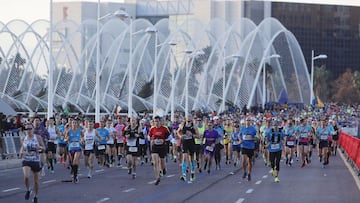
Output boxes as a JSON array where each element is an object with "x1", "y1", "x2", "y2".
[
  {"x1": 314, "y1": 65, "x2": 332, "y2": 102},
  {"x1": 331, "y1": 68, "x2": 360, "y2": 104}
]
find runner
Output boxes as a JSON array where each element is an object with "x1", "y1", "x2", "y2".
[
  {"x1": 178, "y1": 116, "x2": 199, "y2": 182},
  {"x1": 114, "y1": 116, "x2": 126, "y2": 167},
  {"x1": 203, "y1": 121, "x2": 220, "y2": 174},
  {"x1": 33, "y1": 117, "x2": 49, "y2": 176},
  {"x1": 19, "y1": 123, "x2": 45, "y2": 203},
  {"x1": 265, "y1": 121, "x2": 284, "y2": 183},
  {"x1": 239, "y1": 117, "x2": 257, "y2": 181},
  {"x1": 46, "y1": 117, "x2": 59, "y2": 173},
  {"x1": 315, "y1": 120, "x2": 333, "y2": 168},
  {"x1": 148, "y1": 116, "x2": 170, "y2": 185},
  {"x1": 284, "y1": 119, "x2": 296, "y2": 166},
  {"x1": 330, "y1": 119, "x2": 340, "y2": 156},
  {"x1": 224, "y1": 118, "x2": 233, "y2": 165},
  {"x1": 82, "y1": 119, "x2": 101, "y2": 178},
  {"x1": 56, "y1": 117, "x2": 68, "y2": 168},
  {"x1": 105, "y1": 119, "x2": 116, "y2": 167},
  {"x1": 295, "y1": 118, "x2": 312, "y2": 168},
  {"x1": 139, "y1": 119, "x2": 149, "y2": 165},
  {"x1": 64, "y1": 118, "x2": 83, "y2": 183},
  {"x1": 194, "y1": 117, "x2": 205, "y2": 173},
  {"x1": 123, "y1": 117, "x2": 143, "y2": 179},
  {"x1": 96, "y1": 120, "x2": 110, "y2": 168},
  {"x1": 231, "y1": 123, "x2": 241, "y2": 167},
  {"x1": 213, "y1": 117, "x2": 224, "y2": 170}
]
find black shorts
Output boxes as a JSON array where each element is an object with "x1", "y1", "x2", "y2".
[
  {"x1": 241, "y1": 148, "x2": 254, "y2": 159},
  {"x1": 194, "y1": 144, "x2": 203, "y2": 154},
  {"x1": 84, "y1": 149, "x2": 95, "y2": 156},
  {"x1": 151, "y1": 145, "x2": 167, "y2": 158},
  {"x1": 22, "y1": 160, "x2": 41, "y2": 173},
  {"x1": 319, "y1": 141, "x2": 329, "y2": 149},
  {"x1": 126, "y1": 145, "x2": 140, "y2": 157},
  {"x1": 46, "y1": 142, "x2": 57, "y2": 154},
  {"x1": 182, "y1": 139, "x2": 196, "y2": 154},
  {"x1": 107, "y1": 144, "x2": 115, "y2": 149}
]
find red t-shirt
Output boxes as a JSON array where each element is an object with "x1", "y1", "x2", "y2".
[{"x1": 149, "y1": 126, "x2": 170, "y2": 145}]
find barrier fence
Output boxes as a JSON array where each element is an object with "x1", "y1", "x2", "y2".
[
  {"x1": 0, "y1": 129, "x2": 25, "y2": 160},
  {"x1": 339, "y1": 131, "x2": 360, "y2": 175}
]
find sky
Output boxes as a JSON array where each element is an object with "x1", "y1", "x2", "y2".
[{"x1": 0, "y1": 0, "x2": 359, "y2": 24}]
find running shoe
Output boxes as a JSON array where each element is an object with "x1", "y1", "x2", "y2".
[
  {"x1": 207, "y1": 169, "x2": 210, "y2": 174},
  {"x1": 128, "y1": 168, "x2": 132, "y2": 175},
  {"x1": 190, "y1": 173, "x2": 195, "y2": 182},
  {"x1": 74, "y1": 176, "x2": 79, "y2": 184},
  {"x1": 155, "y1": 178, "x2": 160, "y2": 185},
  {"x1": 87, "y1": 171, "x2": 92, "y2": 178},
  {"x1": 33, "y1": 196, "x2": 38, "y2": 203},
  {"x1": 159, "y1": 170, "x2": 163, "y2": 177},
  {"x1": 163, "y1": 168, "x2": 167, "y2": 176},
  {"x1": 25, "y1": 191, "x2": 30, "y2": 200},
  {"x1": 50, "y1": 170, "x2": 54, "y2": 174},
  {"x1": 247, "y1": 174, "x2": 251, "y2": 181},
  {"x1": 40, "y1": 168, "x2": 45, "y2": 176},
  {"x1": 271, "y1": 169, "x2": 275, "y2": 177},
  {"x1": 242, "y1": 172, "x2": 247, "y2": 179},
  {"x1": 274, "y1": 177, "x2": 280, "y2": 183},
  {"x1": 180, "y1": 175, "x2": 186, "y2": 182},
  {"x1": 132, "y1": 173, "x2": 136, "y2": 179}
]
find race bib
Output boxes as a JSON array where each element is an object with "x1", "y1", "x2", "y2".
[
  {"x1": 271, "y1": 143, "x2": 280, "y2": 149},
  {"x1": 233, "y1": 140, "x2": 240, "y2": 145},
  {"x1": 205, "y1": 146, "x2": 214, "y2": 152},
  {"x1": 154, "y1": 139, "x2": 164, "y2": 145},
  {"x1": 300, "y1": 133, "x2": 308, "y2": 138},
  {"x1": 70, "y1": 141, "x2": 80, "y2": 148},
  {"x1": 243, "y1": 135, "x2": 253, "y2": 140},
  {"x1": 127, "y1": 139, "x2": 136, "y2": 147},
  {"x1": 320, "y1": 135, "x2": 328, "y2": 140},
  {"x1": 286, "y1": 141, "x2": 294, "y2": 146},
  {"x1": 117, "y1": 139, "x2": 124, "y2": 144},
  {"x1": 194, "y1": 138, "x2": 202, "y2": 145},
  {"x1": 128, "y1": 146, "x2": 138, "y2": 152},
  {"x1": 85, "y1": 144, "x2": 94, "y2": 150},
  {"x1": 97, "y1": 145, "x2": 105, "y2": 150},
  {"x1": 139, "y1": 139, "x2": 145, "y2": 145}
]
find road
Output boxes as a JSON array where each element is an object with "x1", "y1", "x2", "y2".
[{"x1": 0, "y1": 150, "x2": 359, "y2": 203}]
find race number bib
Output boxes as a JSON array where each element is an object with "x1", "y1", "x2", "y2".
[
  {"x1": 300, "y1": 133, "x2": 308, "y2": 138},
  {"x1": 154, "y1": 139, "x2": 164, "y2": 145},
  {"x1": 243, "y1": 135, "x2": 253, "y2": 140},
  {"x1": 117, "y1": 139, "x2": 124, "y2": 144},
  {"x1": 320, "y1": 135, "x2": 328, "y2": 140},
  {"x1": 205, "y1": 146, "x2": 214, "y2": 152},
  {"x1": 128, "y1": 146, "x2": 138, "y2": 152},
  {"x1": 127, "y1": 139, "x2": 136, "y2": 147},
  {"x1": 97, "y1": 145, "x2": 106, "y2": 150},
  {"x1": 233, "y1": 140, "x2": 240, "y2": 145},
  {"x1": 139, "y1": 138, "x2": 146, "y2": 145},
  {"x1": 271, "y1": 143, "x2": 280, "y2": 150},
  {"x1": 70, "y1": 141, "x2": 80, "y2": 148},
  {"x1": 286, "y1": 141, "x2": 294, "y2": 146}
]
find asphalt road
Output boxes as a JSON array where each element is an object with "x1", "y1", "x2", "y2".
[{"x1": 0, "y1": 150, "x2": 359, "y2": 203}]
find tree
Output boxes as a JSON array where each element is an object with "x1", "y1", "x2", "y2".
[
  {"x1": 332, "y1": 68, "x2": 360, "y2": 104},
  {"x1": 314, "y1": 65, "x2": 332, "y2": 102}
]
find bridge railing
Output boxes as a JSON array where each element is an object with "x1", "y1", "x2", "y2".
[
  {"x1": 0, "y1": 129, "x2": 25, "y2": 160},
  {"x1": 339, "y1": 131, "x2": 360, "y2": 176}
]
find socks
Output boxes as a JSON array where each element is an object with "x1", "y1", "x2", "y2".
[{"x1": 182, "y1": 162, "x2": 187, "y2": 175}]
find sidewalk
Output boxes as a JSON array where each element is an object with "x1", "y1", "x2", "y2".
[{"x1": 0, "y1": 158, "x2": 22, "y2": 170}]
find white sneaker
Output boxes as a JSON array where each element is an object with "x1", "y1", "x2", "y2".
[
  {"x1": 87, "y1": 170, "x2": 92, "y2": 178},
  {"x1": 40, "y1": 168, "x2": 45, "y2": 176}
]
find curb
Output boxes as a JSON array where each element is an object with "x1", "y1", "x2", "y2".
[{"x1": 0, "y1": 159, "x2": 22, "y2": 170}]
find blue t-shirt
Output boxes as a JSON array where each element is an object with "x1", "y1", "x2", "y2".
[
  {"x1": 265, "y1": 128, "x2": 284, "y2": 152},
  {"x1": 240, "y1": 126, "x2": 257, "y2": 149},
  {"x1": 68, "y1": 128, "x2": 82, "y2": 151},
  {"x1": 97, "y1": 128, "x2": 110, "y2": 145}
]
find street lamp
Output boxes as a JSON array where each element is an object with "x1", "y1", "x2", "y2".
[
  {"x1": 168, "y1": 40, "x2": 177, "y2": 122},
  {"x1": 184, "y1": 49, "x2": 204, "y2": 117},
  {"x1": 310, "y1": 50, "x2": 327, "y2": 105},
  {"x1": 262, "y1": 54, "x2": 280, "y2": 109},
  {"x1": 48, "y1": 0, "x2": 54, "y2": 119}
]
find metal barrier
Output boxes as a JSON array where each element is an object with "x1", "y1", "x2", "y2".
[{"x1": 1, "y1": 129, "x2": 25, "y2": 160}]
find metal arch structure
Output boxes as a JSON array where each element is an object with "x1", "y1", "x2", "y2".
[{"x1": 0, "y1": 17, "x2": 310, "y2": 115}]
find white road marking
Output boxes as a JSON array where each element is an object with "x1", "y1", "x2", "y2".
[
  {"x1": 95, "y1": 169, "x2": 104, "y2": 173},
  {"x1": 255, "y1": 180, "x2": 262, "y2": 185},
  {"x1": 96, "y1": 197, "x2": 110, "y2": 203},
  {"x1": 42, "y1": 180, "x2": 56, "y2": 184},
  {"x1": 166, "y1": 174, "x2": 175, "y2": 178},
  {"x1": 246, "y1": 189, "x2": 254, "y2": 194},
  {"x1": 148, "y1": 180, "x2": 156, "y2": 184},
  {"x1": 262, "y1": 175, "x2": 268, "y2": 179},
  {"x1": 235, "y1": 198, "x2": 245, "y2": 203},
  {"x1": 2, "y1": 187, "x2": 20, "y2": 192},
  {"x1": 123, "y1": 188, "x2": 135, "y2": 193},
  {"x1": 238, "y1": 181, "x2": 242, "y2": 184}
]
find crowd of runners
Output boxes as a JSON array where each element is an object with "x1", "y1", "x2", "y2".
[{"x1": 17, "y1": 103, "x2": 359, "y2": 202}]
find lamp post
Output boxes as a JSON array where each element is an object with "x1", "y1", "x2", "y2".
[
  {"x1": 48, "y1": 0, "x2": 54, "y2": 119},
  {"x1": 310, "y1": 50, "x2": 327, "y2": 105},
  {"x1": 262, "y1": 54, "x2": 280, "y2": 109},
  {"x1": 168, "y1": 40, "x2": 177, "y2": 122}
]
